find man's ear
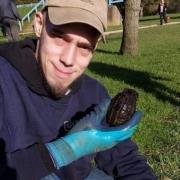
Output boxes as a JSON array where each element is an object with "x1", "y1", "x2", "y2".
[{"x1": 33, "y1": 12, "x2": 44, "y2": 38}]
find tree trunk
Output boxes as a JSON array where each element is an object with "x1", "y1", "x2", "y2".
[{"x1": 120, "y1": 0, "x2": 141, "y2": 56}]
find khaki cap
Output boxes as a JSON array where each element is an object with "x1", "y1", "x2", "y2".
[{"x1": 44, "y1": 0, "x2": 107, "y2": 39}]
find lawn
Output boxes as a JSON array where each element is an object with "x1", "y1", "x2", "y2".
[
  {"x1": 17, "y1": 6, "x2": 32, "y2": 18},
  {"x1": 107, "y1": 13, "x2": 180, "y2": 31},
  {"x1": 87, "y1": 24, "x2": 180, "y2": 179}
]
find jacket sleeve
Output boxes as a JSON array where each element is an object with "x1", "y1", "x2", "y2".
[
  {"x1": 11, "y1": 0, "x2": 21, "y2": 20},
  {"x1": 95, "y1": 139, "x2": 157, "y2": 180}
]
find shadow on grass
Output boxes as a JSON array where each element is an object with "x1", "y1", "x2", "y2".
[
  {"x1": 139, "y1": 16, "x2": 180, "y2": 22},
  {"x1": 96, "y1": 49, "x2": 119, "y2": 55},
  {"x1": 139, "y1": 17, "x2": 159, "y2": 22},
  {"x1": 169, "y1": 16, "x2": 180, "y2": 19},
  {"x1": 88, "y1": 62, "x2": 180, "y2": 106}
]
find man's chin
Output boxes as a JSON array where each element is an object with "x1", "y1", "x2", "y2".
[
  {"x1": 49, "y1": 86, "x2": 69, "y2": 99},
  {"x1": 43, "y1": 80, "x2": 69, "y2": 99},
  {"x1": 44, "y1": 76, "x2": 82, "y2": 99}
]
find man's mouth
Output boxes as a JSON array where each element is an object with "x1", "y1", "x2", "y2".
[{"x1": 53, "y1": 64, "x2": 73, "y2": 79}]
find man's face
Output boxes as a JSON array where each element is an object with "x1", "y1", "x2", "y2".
[
  {"x1": 160, "y1": 0, "x2": 164, "y2": 4},
  {"x1": 34, "y1": 12, "x2": 100, "y2": 98}
]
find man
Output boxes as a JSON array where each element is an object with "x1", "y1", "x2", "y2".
[
  {"x1": 158, "y1": 0, "x2": 168, "y2": 25},
  {"x1": 0, "y1": 0, "x2": 20, "y2": 41},
  {"x1": 0, "y1": 0, "x2": 157, "y2": 179}
]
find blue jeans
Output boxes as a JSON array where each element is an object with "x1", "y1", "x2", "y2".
[
  {"x1": 41, "y1": 168, "x2": 113, "y2": 180},
  {"x1": 160, "y1": 12, "x2": 167, "y2": 25},
  {"x1": 85, "y1": 168, "x2": 113, "y2": 180}
]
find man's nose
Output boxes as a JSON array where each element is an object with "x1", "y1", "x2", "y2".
[{"x1": 60, "y1": 43, "x2": 76, "y2": 66}]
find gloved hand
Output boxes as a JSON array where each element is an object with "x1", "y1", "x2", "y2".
[{"x1": 46, "y1": 98, "x2": 142, "y2": 169}]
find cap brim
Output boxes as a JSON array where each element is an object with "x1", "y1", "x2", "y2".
[{"x1": 48, "y1": 7, "x2": 105, "y2": 41}]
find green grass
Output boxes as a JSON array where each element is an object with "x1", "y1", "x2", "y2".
[
  {"x1": 87, "y1": 24, "x2": 180, "y2": 179},
  {"x1": 17, "y1": 5, "x2": 44, "y2": 23},
  {"x1": 17, "y1": 7, "x2": 32, "y2": 18},
  {"x1": 139, "y1": 13, "x2": 180, "y2": 26},
  {"x1": 107, "y1": 13, "x2": 180, "y2": 31}
]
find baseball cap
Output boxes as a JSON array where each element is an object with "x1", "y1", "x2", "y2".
[{"x1": 44, "y1": 0, "x2": 107, "y2": 40}]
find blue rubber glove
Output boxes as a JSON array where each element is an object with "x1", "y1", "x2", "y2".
[{"x1": 46, "y1": 98, "x2": 142, "y2": 169}]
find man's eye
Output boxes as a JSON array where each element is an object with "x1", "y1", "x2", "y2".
[
  {"x1": 51, "y1": 32, "x2": 63, "y2": 39},
  {"x1": 50, "y1": 33, "x2": 67, "y2": 46},
  {"x1": 79, "y1": 46, "x2": 93, "y2": 55}
]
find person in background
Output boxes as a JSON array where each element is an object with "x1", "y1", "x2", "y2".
[
  {"x1": 158, "y1": 0, "x2": 168, "y2": 25},
  {"x1": 0, "y1": 0, "x2": 157, "y2": 179},
  {"x1": 0, "y1": 0, "x2": 21, "y2": 41}
]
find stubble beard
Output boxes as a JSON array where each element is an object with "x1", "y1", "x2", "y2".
[{"x1": 38, "y1": 59, "x2": 69, "y2": 99}]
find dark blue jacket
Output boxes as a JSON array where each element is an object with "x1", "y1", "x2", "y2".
[
  {"x1": 0, "y1": 0, "x2": 20, "y2": 21},
  {"x1": 0, "y1": 39, "x2": 157, "y2": 180}
]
